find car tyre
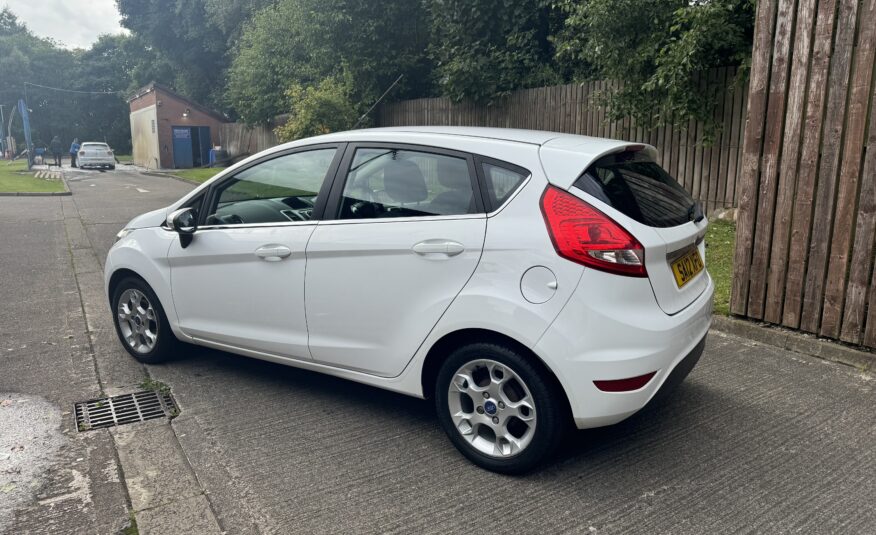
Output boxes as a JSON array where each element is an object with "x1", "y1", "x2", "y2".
[
  {"x1": 111, "y1": 276, "x2": 177, "y2": 364},
  {"x1": 109, "y1": 165, "x2": 115, "y2": 170},
  {"x1": 435, "y1": 342, "x2": 567, "y2": 474}
]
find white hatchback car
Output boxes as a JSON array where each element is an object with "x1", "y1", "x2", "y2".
[
  {"x1": 78, "y1": 142, "x2": 116, "y2": 170},
  {"x1": 106, "y1": 127, "x2": 712, "y2": 473}
]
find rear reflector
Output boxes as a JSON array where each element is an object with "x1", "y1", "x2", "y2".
[
  {"x1": 540, "y1": 185, "x2": 646, "y2": 277},
  {"x1": 593, "y1": 372, "x2": 656, "y2": 392}
]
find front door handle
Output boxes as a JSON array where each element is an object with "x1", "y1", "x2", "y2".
[
  {"x1": 255, "y1": 245, "x2": 292, "y2": 262},
  {"x1": 412, "y1": 240, "x2": 465, "y2": 257}
]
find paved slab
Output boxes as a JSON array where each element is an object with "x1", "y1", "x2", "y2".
[
  {"x1": 2, "y1": 167, "x2": 874, "y2": 534},
  {"x1": 0, "y1": 195, "x2": 130, "y2": 534}
]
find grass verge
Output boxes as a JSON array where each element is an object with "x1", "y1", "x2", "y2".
[
  {"x1": 0, "y1": 160, "x2": 65, "y2": 193},
  {"x1": 171, "y1": 167, "x2": 224, "y2": 183},
  {"x1": 705, "y1": 219, "x2": 735, "y2": 315}
]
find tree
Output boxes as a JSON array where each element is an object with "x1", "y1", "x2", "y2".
[
  {"x1": 554, "y1": 0, "x2": 754, "y2": 133},
  {"x1": 204, "y1": 0, "x2": 274, "y2": 44},
  {"x1": 0, "y1": 8, "x2": 79, "y2": 148},
  {"x1": 70, "y1": 34, "x2": 175, "y2": 152},
  {"x1": 0, "y1": 8, "x2": 178, "y2": 154},
  {"x1": 428, "y1": 0, "x2": 563, "y2": 103},
  {"x1": 116, "y1": 0, "x2": 230, "y2": 109},
  {"x1": 226, "y1": 0, "x2": 431, "y2": 125}
]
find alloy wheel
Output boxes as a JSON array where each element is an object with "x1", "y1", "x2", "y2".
[
  {"x1": 117, "y1": 288, "x2": 159, "y2": 354},
  {"x1": 447, "y1": 359, "x2": 537, "y2": 458}
]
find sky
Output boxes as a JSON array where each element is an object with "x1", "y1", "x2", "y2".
[{"x1": 3, "y1": 0, "x2": 126, "y2": 49}]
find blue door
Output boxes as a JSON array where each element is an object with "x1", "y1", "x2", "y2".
[{"x1": 172, "y1": 127, "x2": 193, "y2": 168}]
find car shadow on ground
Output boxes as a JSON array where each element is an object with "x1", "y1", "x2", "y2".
[{"x1": 157, "y1": 343, "x2": 756, "y2": 479}]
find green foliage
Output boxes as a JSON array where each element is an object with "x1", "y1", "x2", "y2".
[
  {"x1": 0, "y1": 0, "x2": 757, "y2": 158},
  {"x1": 429, "y1": 0, "x2": 563, "y2": 103},
  {"x1": 275, "y1": 75, "x2": 360, "y2": 142},
  {"x1": 116, "y1": 0, "x2": 229, "y2": 109},
  {"x1": 705, "y1": 218, "x2": 736, "y2": 315},
  {"x1": 0, "y1": 8, "x2": 178, "y2": 154},
  {"x1": 227, "y1": 0, "x2": 431, "y2": 125},
  {"x1": 225, "y1": 1, "x2": 310, "y2": 125},
  {"x1": 555, "y1": 0, "x2": 754, "y2": 134},
  {"x1": 0, "y1": 9, "x2": 82, "y2": 149},
  {"x1": 139, "y1": 377, "x2": 171, "y2": 395}
]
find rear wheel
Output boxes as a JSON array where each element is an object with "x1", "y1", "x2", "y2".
[
  {"x1": 435, "y1": 342, "x2": 566, "y2": 474},
  {"x1": 111, "y1": 277, "x2": 176, "y2": 364}
]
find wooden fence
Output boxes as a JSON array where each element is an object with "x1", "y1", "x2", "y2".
[
  {"x1": 732, "y1": 0, "x2": 876, "y2": 348},
  {"x1": 378, "y1": 67, "x2": 749, "y2": 213},
  {"x1": 219, "y1": 123, "x2": 279, "y2": 159}
]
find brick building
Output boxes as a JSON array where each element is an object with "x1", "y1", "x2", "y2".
[{"x1": 128, "y1": 83, "x2": 227, "y2": 169}]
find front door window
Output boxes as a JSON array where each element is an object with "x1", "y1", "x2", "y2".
[{"x1": 206, "y1": 148, "x2": 337, "y2": 226}]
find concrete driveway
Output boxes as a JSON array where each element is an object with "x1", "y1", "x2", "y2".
[{"x1": 1, "y1": 167, "x2": 874, "y2": 534}]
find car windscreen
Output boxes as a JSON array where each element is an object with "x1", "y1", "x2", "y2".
[{"x1": 574, "y1": 150, "x2": 700, "y2": 228}]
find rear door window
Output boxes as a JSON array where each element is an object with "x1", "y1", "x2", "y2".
[
  {"x1": 575, "y1": 150, "x2": 699, "y2": 228},
  {"x1": 337, "y1": 148, "x2": 478, "y2": 219}
]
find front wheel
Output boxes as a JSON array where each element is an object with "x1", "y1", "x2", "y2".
[
  {"x1": 111, "y1": 277, "x2": 176, "y2": 364},
  {"x1": 435, "y1": 343, "x2": 567, "y2": 474}
]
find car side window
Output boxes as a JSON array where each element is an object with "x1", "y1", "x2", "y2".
[
  {"x1": 205, "y1": 148, "x2": 336, "y2": 226},
  {"x1": 481, "y1": 162, "x2": 528, "y2": 209},
  {"x1": 338, "y1": 148, "x2": 476, "y2": 219}
]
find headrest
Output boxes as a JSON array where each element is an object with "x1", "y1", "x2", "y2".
[
  {"x1": 383, "y1": 160, "x2": 427, "y2": 203},
  {"x1": 437, "y1": 157, "x2": 472, "y2": 190}
]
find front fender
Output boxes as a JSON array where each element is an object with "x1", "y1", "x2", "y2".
[{"x1": 104, "y1": 227, "x2": 189, "y2": 340}]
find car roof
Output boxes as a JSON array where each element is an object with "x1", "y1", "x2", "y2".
[
  {"x1": 173, "y1": 126, "x2": 657, "y2": 210},
  {"x1": 310, "y1": 126, "x2": 630, "y2": 149},
  {"x1": 302, "y1": 127, "x2": 654, "y2": 189},
  {"x1": 82, "y1": 142, "x2": 108, "y2": 145}
]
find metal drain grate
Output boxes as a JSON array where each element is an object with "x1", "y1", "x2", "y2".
[{"x1": 74, "y1": 390, "x2": 178, "y2": 431}]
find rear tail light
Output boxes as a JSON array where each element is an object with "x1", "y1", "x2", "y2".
[{"x1": 540, "y1": 185, "x2": 646, "y2": 277}]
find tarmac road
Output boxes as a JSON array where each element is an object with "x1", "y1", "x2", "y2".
[{"x1": 1, "y1": 166, "x2": 874, "y2": 534}]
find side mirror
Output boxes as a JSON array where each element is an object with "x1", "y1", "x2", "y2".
[{"x1": 167, "y1": 208, "x2": 198, "y2": 248}]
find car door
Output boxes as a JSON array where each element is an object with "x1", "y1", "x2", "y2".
[
  {"x1": 305, "y1": 144, "x2": 487, "y2": 377},
  {"x1": 168, "y1": 145, "x2": 342, "y2": 358}
]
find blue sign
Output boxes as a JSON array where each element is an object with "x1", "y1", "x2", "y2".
[{"x1": 18, "y1": 99, "x2": 33, "y2": 169}]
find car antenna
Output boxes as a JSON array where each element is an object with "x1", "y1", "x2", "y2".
[{"x1": 352, "y1": 74, "x2": 403, "y2": 130}]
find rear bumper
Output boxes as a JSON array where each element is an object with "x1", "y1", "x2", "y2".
[
  {"x1": 79, "y1": 158, "x2": 115, "y2": 167},
  {"x1": 534, "y1": 269, "x2": 714, "y2": 429}
]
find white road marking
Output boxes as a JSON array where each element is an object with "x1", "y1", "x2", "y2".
[{"x1": 136, "y1": 188, "x2": 150, "y2": 193}]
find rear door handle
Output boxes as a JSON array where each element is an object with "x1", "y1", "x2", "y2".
[
  {"x1": 255, "y1": 244, "x2": 292, "y2": 262},
  {"x1": 412, "y1": 240, "x2": 465, "y2": 257}
]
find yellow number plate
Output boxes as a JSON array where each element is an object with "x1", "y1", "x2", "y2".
[{"x1": 671, "y1": 248, "x2": 704, "y2": 288}]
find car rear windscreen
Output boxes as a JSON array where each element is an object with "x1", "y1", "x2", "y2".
[{"x1": 574, "y1": 150, "x2": 700, "y2": 228}]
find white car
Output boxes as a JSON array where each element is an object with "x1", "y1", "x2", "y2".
[
  {"x1": 78, "y1": 142, "x2": 116, "y2": 170},
  {"x1": 105, "y1": 127, "x2": 712, "y2": 473}
]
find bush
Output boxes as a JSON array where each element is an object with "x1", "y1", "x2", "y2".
[{"x1": 274, "y1": 75, "x2": 361, "y2": 142}]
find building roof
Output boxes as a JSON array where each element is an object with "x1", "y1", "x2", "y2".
[{"x1": 127, "y1": 82, "x2": 228, "y2": 123}]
